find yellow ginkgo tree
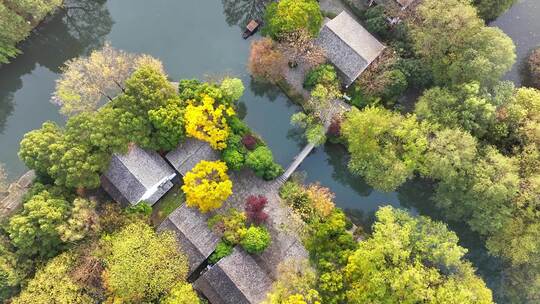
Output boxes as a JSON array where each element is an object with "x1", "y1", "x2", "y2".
[
  {"x1": 181, "y1": 160, "x2": 233, "y2": 213},
  {"x1": 184, "y1": 95, "x2": 235, "y2": 150}
]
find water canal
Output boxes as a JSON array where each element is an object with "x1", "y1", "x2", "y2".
[{"x1": 0, "y1": 0, "x2": 539, "y2": 300}]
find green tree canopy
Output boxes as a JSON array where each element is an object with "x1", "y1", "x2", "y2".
[
  {"x1": 18, "y1": 121, "x2": 63, "y2": 176},
  {"x1": 345, "y1": 206, "x2": 494, "y2": 304},
  {"x1": 412, "y1": 0, "x2": 515, "y2": 86},
  {"x1": 415, "y1": 82, "x2": 496, "y2": 138},
  {"x1": 102, "y1": 221, "x2": 188, "y2": 303},
  {"x1": 263, "y1": 0, "x2": 323, "y2": 39},
  {"x1": 7, "y1": 191, "x2": 98, "y2": 258},
  {"x1": 11, "y1": 252, "x2": 92, "y2": 304},
  {"x1": 342, "y1": 107, "x2": 430, "y2": 191}
]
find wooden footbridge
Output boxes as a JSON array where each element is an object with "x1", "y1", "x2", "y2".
[{"x1": 276, "y1": 99, "x2": 351, "y2": 185}]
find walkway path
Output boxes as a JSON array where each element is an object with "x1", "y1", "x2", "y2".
[{"x1": 277, "y1": 98, "x2": 351, "y2": 184}]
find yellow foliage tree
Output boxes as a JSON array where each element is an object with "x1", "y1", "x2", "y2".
[
  {"x1": 184, "y1": 95, "x2": 235, "y2": 150},
  {"x1": 181, "y1": 160, "x2": 233, "y2": 212},
  {"x1": 305, "y1": 183, "x2": 335, "y2": 219}
]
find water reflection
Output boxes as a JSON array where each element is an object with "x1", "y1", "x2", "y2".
[
  {"x1": 249, "y1": 78, "x2": 283, "y2": 101},
  {"x1": 0, "y1": 0, "x2": 112, "y2": 177},
  {"x1": 221, "y1": 0, "x2": 269, "y2": 27}
]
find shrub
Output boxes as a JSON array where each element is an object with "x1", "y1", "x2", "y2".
[
  {"x1": 246, "y1": 146, "x2": 283, "y2": 180},
  {"x1": 245, "y1": 195, "x2": 269, "y2": 225},
  {"x1": 380, "y1": 69, "x2": 408, "y2": 101},
  {"x1": 241, "y1": 226, "x2": 271, "y2": 254},
  {"x1": 303, "y1": 64, "x2": 339, "y2": 90},
  {"x1": 125, "y1": 202, "x2": 153, "y2": 217},
  {"x1": 229, "y1": 116, "x2": 250, "y2": 136},
  {"x1": 222, "y1": 148, "x2": 245, "y2": 171},
  {"x1": 208, "y1": 209, "x2": 247, "y2": 245},
  {"x1": 264, "y1": 163, "x2": 285, "y2": 180},
  {"x1": 242, "y1": 134, "x2": 258, "y2": 151},
  {"x1": 208, "y1": 241, "x2": 234, "y2": 264}
]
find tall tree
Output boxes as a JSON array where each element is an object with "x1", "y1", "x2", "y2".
[
  {"x1": 248, "y1": 38, "x2": 288, "y2": 84},
  {"x1": 7, "y1": 191, "x2": 98, "y2": 258},
  {"x1": 11, "y1": 252, "x2": 92, "y2": 304},
  {"x1": 412, "y1": 0, "x2": 515, "y2": 87},
  {"x1": 181, "y1": 160, "x2": 233, "y2": 213},
  {"x1": 345, "y1": 206, "x2": 494, "y2": 304},
  {"x1": 52, "y1": 43, "x2": 164, "y2": 116},
  {"x1": 18, "y1": 121, "x2": 63, "y2": 176},
  {"x1": 102, "y1": 221, "x2": 189, "y2": 303},
  {"x1": 342, "y1": 107, "x2": 430, "y2": 191}
]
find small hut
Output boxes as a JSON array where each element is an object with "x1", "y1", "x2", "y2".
[
  {"x1": 158, "y1": 204, "x2": 220, "y2": 274},
  {"x1": 101, "y1": 145, "x2": 176, "y2": 206},
  {"x1": 194, "y1": 247, "x2": 273, "y2": 304},
  {"x1": 316, "y1": 11, "x2": 385, "y2": 87}
]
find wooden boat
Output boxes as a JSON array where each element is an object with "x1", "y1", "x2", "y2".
[{"x1": 242, "y1": 20, "x2": 260, "y2": 39}]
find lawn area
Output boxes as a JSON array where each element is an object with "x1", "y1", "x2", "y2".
[{"x1": 151, "y1": 184, "x2": 185, "y2": 225}]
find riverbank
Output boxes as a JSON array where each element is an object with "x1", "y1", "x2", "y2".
[{"x1": 0, "y1": 0, "x2": 63, "y2": 65}]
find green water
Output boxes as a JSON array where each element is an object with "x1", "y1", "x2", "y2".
[{"x1": 1, "y1": 0, "x2": 539, "y2": 301}]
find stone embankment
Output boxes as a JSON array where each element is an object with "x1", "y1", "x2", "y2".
[{"x1": 0, "y1": 171, "x2": 35, "y2": 219}]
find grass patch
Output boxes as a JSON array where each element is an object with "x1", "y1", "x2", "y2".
[{"x1": 151, "y1": 185, "x2": 185, "y2": 225}]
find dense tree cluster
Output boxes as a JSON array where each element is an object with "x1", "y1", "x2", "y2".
[
  {"x1": 19, "y1": 64, "x2": 180, "y2": 189},
  {"x1": 412, "y1": 0, "x2": 515, "y2": 87},
  {"x1": 342, "y1": 107, "x2": 429, "y2": 191},
  {"x1": 345, "y1": 207, "x2": 493, "y2": 303}
]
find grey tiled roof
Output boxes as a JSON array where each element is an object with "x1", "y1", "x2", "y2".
[
  {"x1": 158, "y1": 204, "x2": 220, "y2": 274},
  {"x1": 194, "y1": 247, "x2": 273, "y2": 304},
  {"x1": 101, "y1": 145, "x2": 176, "y2": 205},
  {"x1": 166, "y1": 138, "x2": 220, "y2": 176},
  {"x1": 316, "y1": 11, "x2": 385, "y2": 86}
]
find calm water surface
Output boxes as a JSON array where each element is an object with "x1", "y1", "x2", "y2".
[{"x1": 1, "y1": 0, "x2": 539, "y2": 300}]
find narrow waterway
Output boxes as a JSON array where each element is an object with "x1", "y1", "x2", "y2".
[{"x1": 0, "y1": 0, "x2": 539, "y2": 301}]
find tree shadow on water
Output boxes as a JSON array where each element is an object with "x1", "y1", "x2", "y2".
[
  {"x1": 324, "y1": 144, "x2": 374, "y2": 197},
  {"x1": 221, "y1": 0, "x2": 270, "y2": 28},
  {"x1": 0, "y1": 0, "x2": 113, "y2": 134}
]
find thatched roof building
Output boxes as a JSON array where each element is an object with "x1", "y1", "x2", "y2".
[
  {"x1": 316, "y1": 11, "x2": 385, "y2": 87},
  {"x1": 194, "y1": 247, "x2": 273, "y2": 304},
  {"x1": 158, "y1": 204, "x2": 220, "y2": 274},
  {"x1": 166, "y1": 138, "x2": 220, "y2": 176},
  {"x1": 101, "y1": 145, "x2": 176, "y2": 206}
]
